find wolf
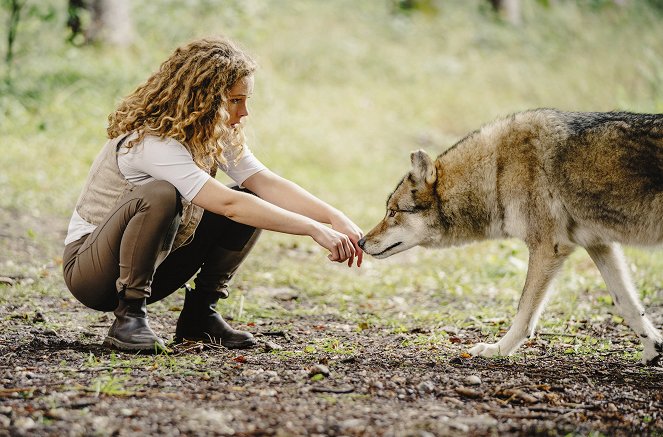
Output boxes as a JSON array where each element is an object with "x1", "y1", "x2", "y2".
[{"x1": 358, "y1": 109, "x2": 663, "y2": 365}]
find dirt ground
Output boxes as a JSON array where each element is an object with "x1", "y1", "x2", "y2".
[{"x1": 1, "y1": 210, "x2": 662, "y2": 436}]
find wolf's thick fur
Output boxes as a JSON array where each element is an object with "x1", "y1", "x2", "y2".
[{"x1": 359, "y1": 109, "x2": 663, "y2": 365}]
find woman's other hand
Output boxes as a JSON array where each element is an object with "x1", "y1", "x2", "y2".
[
  {"x1": 329, "y1": 214, "x2": 364, "y2": 267},
  {"x1": 310, "y1": 223, "x2": 359, "y2": 266}
]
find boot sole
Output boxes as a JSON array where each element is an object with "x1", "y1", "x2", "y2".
[
  {"x1": 103, "y1": 335, "x2": 166, "y2": 353},
  {"x1": 174, "y1": 336, "x2": 257, "y2": 349}
]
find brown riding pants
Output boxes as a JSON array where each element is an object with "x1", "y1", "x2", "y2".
[{"x1": 62, "y1": 180, "x2": 260, "y2": 312}]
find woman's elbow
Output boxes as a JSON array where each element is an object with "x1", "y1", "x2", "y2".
[{"x1": 192, "y1": 180, "x2": 244, "y2": 218}]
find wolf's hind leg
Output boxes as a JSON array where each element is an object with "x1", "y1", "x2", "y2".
[
  {"x1": 469, "y1": 243, "x2": 572, "y2": 358},
  {"x1": 586, "y1": 243, "x2": 663, "y2": 365}
]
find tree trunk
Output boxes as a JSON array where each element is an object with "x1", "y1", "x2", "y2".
[
  {"x1": 489, "y1": 0, "x2": 521, "y2": 26},
  {"x1": 86, "y1": 0, "x2": 134, "y2": 47}
]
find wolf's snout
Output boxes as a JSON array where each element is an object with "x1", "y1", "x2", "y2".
[{"x1": 358, "y1": 237, "x2": 366, "y2": 249}]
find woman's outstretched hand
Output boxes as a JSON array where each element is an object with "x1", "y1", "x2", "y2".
[
  {"x1": 239, "y1": 171, "x2": 364, "y2": 267},
  {"x1": 310, "y1": 222, "x2": 362, "y2": 267},
  {"x1": 330, "y1": 214, "x2": 364, "y2": 268}
]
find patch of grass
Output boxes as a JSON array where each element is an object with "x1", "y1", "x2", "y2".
[
  {"x1": 316, "y1": 338, "x2": 357, "y2": 355},
  {"x1": 401, "y1": 332, "x2": 449, "y2": 349},
  {"x1": 89, "y1": 375, "x2": 133, "y2": 397},
  {"x1": 270, "y1": 350, "x2": 305, "y2": 360}
]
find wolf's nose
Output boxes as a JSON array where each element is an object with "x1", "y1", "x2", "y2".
[{"x1": 358, "y1": 237, "x2": 366, "y2": 249}]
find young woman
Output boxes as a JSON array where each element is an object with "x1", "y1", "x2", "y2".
[{"x1": 62, "y1": 37, "x2": 363, "y2": 352}]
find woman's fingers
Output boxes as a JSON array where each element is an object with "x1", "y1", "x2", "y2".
[
  {"x1": 327, "y1": 239, "x2": 343, "y2": 262},
  {"x1": 326, "y1": 216, "x2": 364, "y2": 267},
  {"x1": 315, "y1": 224, "x2": 362, "y2": 267},
  {"x1": 327, "y1": 236, "x2": 356, "y2": 264},
  {"x1": 348, "y1": 237, "x2": 362, "y2": 267},
  {"x1": 337, "y1": 238, "x2": 351, "y2": 260},
  {"x1": 345, "y1": 238, "x2": 356, "y2": 266}
]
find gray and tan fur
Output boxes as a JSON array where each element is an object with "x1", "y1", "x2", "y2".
[{"x1": 359, "y1": 109, "x2": 663, "y2": 365}]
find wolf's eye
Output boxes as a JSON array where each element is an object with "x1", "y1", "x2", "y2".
[{"x1": 388, "y1": 210, "x2": 397, "y2": 218}]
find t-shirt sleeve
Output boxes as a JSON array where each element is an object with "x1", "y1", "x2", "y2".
[
  {"x1": 118, "y1": 136, "x2": 210, "y2": 202},
  {"x1": 220, "y1": 146, "x2": 267, "y2": 186}
]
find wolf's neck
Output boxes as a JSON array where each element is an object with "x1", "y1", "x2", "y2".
[{"x1": 437, "y1": 131, "x2": 501, "y2": 243}]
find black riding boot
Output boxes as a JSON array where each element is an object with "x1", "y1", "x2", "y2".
[
  {"x1": 104, "y1": 295, "x2": 166, "y2": 352},
  {"x1": 175, "y1": 227, "x2": 260, "y2": 349},
  {"x1": 175, "y1": 285, "x2": 256, "y2": 348}
]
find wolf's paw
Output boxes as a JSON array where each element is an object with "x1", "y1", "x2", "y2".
[
  {"x1": 643, "y1": 341, "x2": 663, "y2": 366},
  {"x1": 468, "y1": 342, "x2": 503, "y2": 358}
]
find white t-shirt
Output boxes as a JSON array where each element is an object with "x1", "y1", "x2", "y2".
[{"x1": 64, "y1": 134, "x2": 266, "y2": 245}]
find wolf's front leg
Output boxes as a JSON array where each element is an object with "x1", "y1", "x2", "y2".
[
  {"x1": 469, "y1": 243, "x2": 573, "y2": 358},
  {"x1": 586, "y1": 243, "x2": 663, "y2": 365}
]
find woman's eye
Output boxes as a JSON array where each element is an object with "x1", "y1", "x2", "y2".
[
  {"x1": 230, "y1": 99, "x2": 241, "y2": 104},
  {"x1": 388, "y1": 210, "x2": 397, "y2": 218}
]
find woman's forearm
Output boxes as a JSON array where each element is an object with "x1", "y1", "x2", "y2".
[
  {"x1": 192, "y1": 177, "x2": 322, "y2": 236},
  {"x1": 242, "y1": 170, "x2": 344, "y2": 225},
  {"x1": 192, "y1": 176, "x2": 357, "y2": 263}
]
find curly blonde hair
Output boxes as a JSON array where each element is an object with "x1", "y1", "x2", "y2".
[{"x1": 107, "y1": 36, "x2": 256, "y2": 170}]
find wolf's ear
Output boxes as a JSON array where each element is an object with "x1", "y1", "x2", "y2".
[{"x1": 410, "y1": 149, "x2": 436, "y2": 185}]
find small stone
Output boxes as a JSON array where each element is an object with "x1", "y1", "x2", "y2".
[
  {"x1": 121, "y1": 408, "x2": 134, "y2": 416},
  {"x1": 187, "y1": 409, "x2": 235, "y2": 434},
  {"x1": 242, "y1": 368, "x2": 264, "y2": 378},
  {"x1": 465, "y1": 375, "x2": 481, "y2": 385},
  {"x1": 46, "y1": 408, "x2": 68, "y2": 420},
  {"x1": 392, "y1": 376, "x2": 406, "y2": 385},
  {"x1": 417, "y1": 380, "x2": 436, "y2": 393},
  {"x1": 447, "y1": 420, "x2": 470, "y2": 433},
  {"x1": 264, "y1": 341, "x2": 283, "y2": 352},
  {"x1": 459, "y1": 414, "x2": 499, "y2": 427},
  {"x1": 258, "y1": 388, "x2": 277, "y2": 397},
  {"x1": 371, "y1": 380, "x2": 384, "y2": 390},
  {"x1": 274, "y1": 290, "x2": 299, "y2": 301},
  {"x1": 308, "y1": 364, "x2": 330, "y2": 377},
  {"x1": 0, "y1": 277, "x2": 15, "y2": 286},
  {"x1": 0, "y1": 415, "x2": 10, "y2": 428},
  {"x1": 441, "y1": 325, "x2": 459, "y2": 335},
  {"x1": 338, "y1": 418, "x2": 366, "y2": 431},
  {"x1": 441, "y1": 396, "x2": 465, "y2": 407},
  {"x1": 14, "y1": 417, "x2": 36, "y2": 431}
]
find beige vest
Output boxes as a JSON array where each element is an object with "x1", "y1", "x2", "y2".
[{"x1": 75, "y1": 135, "x2": 205, "y2": 250}]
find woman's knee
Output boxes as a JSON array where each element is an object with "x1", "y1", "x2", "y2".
[
  {"x1": 141, "y1": 180, "x2": 181, "y2": 213},
  {"x1": 197, "y1": 210, "x2": 259, "y2": 250},
  {"x1": 225, "y1": 222, "x2": 261, "y2": 251},
  {"x1": 67, "y1": 282, "x2": 118, "y2": 312}
]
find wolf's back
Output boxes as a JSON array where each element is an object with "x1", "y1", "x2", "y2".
[{"x1": 545, "y1": 111, "x2": 663, "y2": 244}]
